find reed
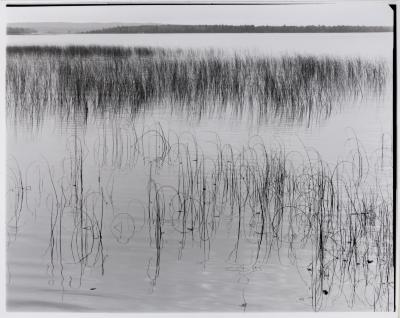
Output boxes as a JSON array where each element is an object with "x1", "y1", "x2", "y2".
[
  {"x1": 7, "y1": 45, "x2": 388, "y2": 128},
  {"x1": 6, "y1": 45, "x2": 392, "y2": 310},
  {"x1": 7, "y1": 123, "x2": 393, "y2": 310},
  {"x1": 140, "y1": 125, "x2": 393, "y2": 311}
]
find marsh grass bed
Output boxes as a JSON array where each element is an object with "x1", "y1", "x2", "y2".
[
  {"x1": 6, "y1": 44, "x2": 393, "y2": 312},
  {"x1": 7, "y1": 45, "x2": 388, "y2": 128}
]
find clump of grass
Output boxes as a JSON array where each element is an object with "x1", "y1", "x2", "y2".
[
  {"x1": 133, "y1": 47, "x2": 166, "y2": 57},
  {"x1": 7, "y1": 45, "x2": 133, "y2": 58},
  {"x1": 39, "y1": 133, "x2": 108, "y2": 289},
  {"x1": 6, "y1": 45, "x2": 388, "y2": 128},
  {"x1": 8, "y1": 123, "x2": 393, "y2": 310},
  {"x1": 140, "y1": 125, "x2": 393, "y2": 311}
]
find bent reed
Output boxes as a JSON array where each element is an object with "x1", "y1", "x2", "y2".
[{"x1": 7, "y1": 123, "x2": 393, "y2": 311}]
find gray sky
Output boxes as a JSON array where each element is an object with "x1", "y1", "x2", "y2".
[{"x1": 6, "y1": 3, "x2": 393, "y2": 26}]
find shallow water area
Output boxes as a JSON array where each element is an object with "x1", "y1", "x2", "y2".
[
  {"x1": 7, "y1": 33, "x2": 393, "y2": 59},
  {"x1": 6, "y1": 32, "x2": 394, "y2": 312}
]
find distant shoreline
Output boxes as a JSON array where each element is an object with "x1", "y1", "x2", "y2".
[
  {"x1": 7, "y1": 24, "x2": 393, "y2": 35},
  {"x1": 7, "y1": 32, "x2": 394, "y2": 37}
]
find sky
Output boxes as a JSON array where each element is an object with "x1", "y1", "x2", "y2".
[{"x1": 6, "y1": 3, "x2": 393, "y2": 26}]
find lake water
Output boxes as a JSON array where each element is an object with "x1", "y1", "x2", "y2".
[
  {"x1": 6, "y1": 33, "x2": 394, "y2": 312},
  {"x1": 7, "y1": 33, "x2": 393, "y2": 58}
]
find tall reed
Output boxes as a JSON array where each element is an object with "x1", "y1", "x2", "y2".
[{"x1": 7, "y1": 46, "x2": 388, "y2": 128}]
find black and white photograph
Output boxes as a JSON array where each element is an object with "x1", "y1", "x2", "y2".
[{"x1": 2, "y1": 0, "x2": 396, "y2": 313}]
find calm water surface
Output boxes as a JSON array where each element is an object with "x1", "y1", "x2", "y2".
[
  {"x1": 6, "y1": 33, "x2": 394, "y2": 312},
  {"x1": 7, "y1": 33, "x2": 393, "y2": 58}
]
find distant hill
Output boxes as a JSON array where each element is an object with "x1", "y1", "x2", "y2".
[
  {"x1": 85, "y1": 24, "x2": 393, "y2": 34},
  {"x1": 7, "y1": 23, "x2": 393, "y2": 35}
]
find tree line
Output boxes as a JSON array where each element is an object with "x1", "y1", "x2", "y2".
[
  {"x1": 7, "y1": 27, "x2": 37, "y2": 35},
  {"x1": 85, "y1": 24, "x2": 393, "y2": 34}
]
